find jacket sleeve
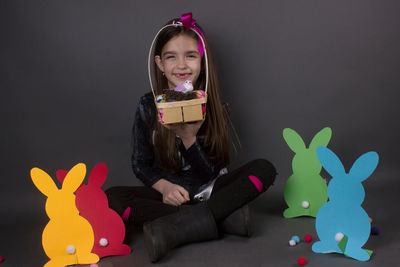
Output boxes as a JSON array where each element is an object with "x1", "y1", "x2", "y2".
[
  {"x1": 131, "y1": 95, "x2": 171, "y2": 187},
  {"x1": 179, "y1": 139, "x2": 222, "y2": 183}
]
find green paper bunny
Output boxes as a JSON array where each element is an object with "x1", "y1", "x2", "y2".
[{"x1": 283, "y1": 127, "x2": 332, "y2": 218}]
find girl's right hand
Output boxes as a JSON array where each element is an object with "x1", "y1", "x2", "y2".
[
  {"x1": 162, "y1": 183, "x2": 190, "y2": 206},
  {"x1": 152, "y1": 179, "x2": 190, "y2": 206}
]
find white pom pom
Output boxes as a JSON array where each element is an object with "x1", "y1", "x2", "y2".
[
  {"x1": 99, "y1": 238, "x2": 109, "y2": 247},
  {"x1": 66, "y1": 245, "x2": 76, "y2": 254},
  {"x1": 289, "y1": 239, "x2": 296, "y2": 246},
  {"x1": 301, "y1": 201, "x2": 310, "y2": 209},
  {"x1": 335, "y1": 232, "x2": 344, "y2": 242}
]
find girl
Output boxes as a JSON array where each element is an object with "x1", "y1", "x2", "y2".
[{"x1": 106, "y1": 13, "x2": 276, "y2": 262}]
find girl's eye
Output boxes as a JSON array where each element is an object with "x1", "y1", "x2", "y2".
[
  {"x1": 187, "y1": 54, "x2": 198, "y2": 58},
  {"x1": 165, "y1": 56, "x2": 175, "y2": 59}
]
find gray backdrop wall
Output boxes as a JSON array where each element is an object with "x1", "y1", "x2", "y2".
[{"x1": 1, "y1": 0, "x2": 399, "y2": 265}]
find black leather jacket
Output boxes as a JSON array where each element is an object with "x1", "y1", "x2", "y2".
[{"x1": 131, "y1": 92, "x2": 223, "y2": 196}]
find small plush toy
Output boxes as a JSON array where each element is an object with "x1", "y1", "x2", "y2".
[
  {"x1": 283, "y1": 127, "x2": 332, "y2": 218},
  {"x1": 174, "y1": 79, "x2": 193, "y2": 92},
  {"x1": 312, "y1": 146, "x2": 379, "y2": 261},
  {"x1": 162, "y1": 80, "x2": 199, "y2": 101}
]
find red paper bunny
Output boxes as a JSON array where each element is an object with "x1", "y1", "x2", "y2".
[{"x1": 57, "y1": 163, "x2": 131, "y2": 258}]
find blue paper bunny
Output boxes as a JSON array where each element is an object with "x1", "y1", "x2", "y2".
[{"x1": 312, "y1": 146, "x2": 379, "y2": 261}]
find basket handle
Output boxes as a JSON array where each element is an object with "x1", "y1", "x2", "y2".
[{"x1": 147, "y1": 23, "x2": 209, "y2": 99}]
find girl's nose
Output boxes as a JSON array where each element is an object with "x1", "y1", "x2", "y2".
[{"x1": 176, "y1": 57, "x2": 187, "y2": 68}]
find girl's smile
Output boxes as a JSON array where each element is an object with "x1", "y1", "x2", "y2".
[
  {"x1": 174, "y1": 73, "x2": 191, "y2": 80},
  {"x1": 155, "y1": 34, "x2": 201, "y2": 89}
]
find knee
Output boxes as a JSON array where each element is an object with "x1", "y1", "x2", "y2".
[
  {"x1": 104, "y1": 186, "x2": 126, "y2": 205},
  {"x1": 104, "y1": 186, "x2": 127, "y2": 213},
  {"x1": 105, "y1": 186, "x2": 119, "y2": 198},
  {"x1": 247, "y1": 159, "x2": 277, "y2": 186}
]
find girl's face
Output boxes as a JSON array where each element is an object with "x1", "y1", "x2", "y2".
[{"x1": 155, "y1": 34, "x2": 202, "y2": 89}]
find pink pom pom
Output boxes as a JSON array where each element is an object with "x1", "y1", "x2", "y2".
[
  {"x1": 304, "y1": 234, "x2": 313, "y2": 242},
  {"x1": 297, "y1": 257, "x2": 306, "y2": 265}
]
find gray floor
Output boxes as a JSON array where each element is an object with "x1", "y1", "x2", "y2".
[{"x1": 1, "y1": 168, "x2": 399, "y2": 267}]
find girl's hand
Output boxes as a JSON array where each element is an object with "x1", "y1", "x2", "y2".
[
  {"x1": 162, "y1": 182, "x2": 190, "y2": 206},
  {"x1": 152, "y1": 179, "x2": 190, "y2": 206}
]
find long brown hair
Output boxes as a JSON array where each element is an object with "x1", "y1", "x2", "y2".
[{"x1": 152, "y1": 18, "x2": 230, "y2": 173}]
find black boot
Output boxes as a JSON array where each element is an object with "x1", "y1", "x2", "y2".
[
  {"x1": 142, "y1": 203, "x2": 219, "y2": 262},
  {"x1": 220, "y1": 205, "x2": 251, "y2": 237}
]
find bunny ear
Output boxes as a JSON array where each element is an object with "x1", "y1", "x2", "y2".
[
  {"x1": 316, "y1": 146, "x2": 346, "y2": 177},
  {"x1": 61, "y1": 163, "x2": 86, "y2": 193},
  {"x1": 309, "y1": 127, "x2": 332, "y2": 150},
  {"x1": 88, "y1": 162, "x2": 108, "y2": 188},
  {"x1": 55, "y1": 169, "x2": 68, "y2": 184},
  {"x1": 349, "y1": 151, "x2": 379, "y2": 182},
  {"x1": 30, "y1": 168, "x2": 59, "y2": 197},
  {"x1": 283, "y1": 128, "x2": 306, "y2": 153}
]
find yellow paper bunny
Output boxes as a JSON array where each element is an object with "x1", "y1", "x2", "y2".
[{"x1": 30, "y1": 163, "x2": 99, "y2": 267}]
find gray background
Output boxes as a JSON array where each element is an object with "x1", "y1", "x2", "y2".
[{"x1": 1, "y1": 0, "x2": 399, "y2": 266}]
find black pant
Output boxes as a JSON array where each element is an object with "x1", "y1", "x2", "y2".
[{"x1": 106, "y1": 159, "x2": 276, "y2": 226}]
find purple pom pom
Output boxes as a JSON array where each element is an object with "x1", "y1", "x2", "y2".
[{"x1": 371, "y1": 226, "x2": 380, "y2": 235}]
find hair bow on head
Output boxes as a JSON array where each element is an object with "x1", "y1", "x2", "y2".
[
  {"x1": 181, "y1": 12, "x2": 196, "y2": 29},
  {"x1": 180, "y1": 12, "x2": 205, "y2": 57}
]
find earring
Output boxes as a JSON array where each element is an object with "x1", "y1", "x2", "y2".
[{"x1": 162, "y1": 72, "x2": 165, "y2": 76}]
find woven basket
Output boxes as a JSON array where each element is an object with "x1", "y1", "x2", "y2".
[{"x1": 147, "y1": 22, "x2": 209, "y2": 124}]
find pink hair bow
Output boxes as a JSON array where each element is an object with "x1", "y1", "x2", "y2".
[{"x1": 180, "y1": 12, "x2": 205, "y2": 57}]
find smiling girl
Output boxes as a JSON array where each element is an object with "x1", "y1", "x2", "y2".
[{"x1": 106, "y1": 13, "x2": 277, "y2": 262}]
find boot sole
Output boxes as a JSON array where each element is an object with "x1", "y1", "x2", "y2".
[
  {"x1": 143, "y1": 223, "x2": 159, "y2": 262},
  {"x1": 243, "y1": 204, "x2": 251, "y2": 237},
  {"x1": 236, "y1": 204, "x2": 251, "y2": 237},
  {"x1": 220, "y1": 204, "x2": 251, "y2": 237}
]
